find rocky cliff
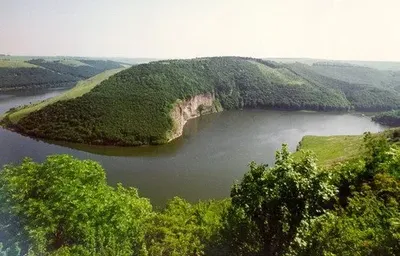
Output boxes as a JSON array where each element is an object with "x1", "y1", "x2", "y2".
[{"x1": 168, "y1": 93, "x2": 222, "y2": 141}]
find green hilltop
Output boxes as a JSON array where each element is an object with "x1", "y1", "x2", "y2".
[{"x1": 3, "y1": 57, "x2": 400, "y2": 146}]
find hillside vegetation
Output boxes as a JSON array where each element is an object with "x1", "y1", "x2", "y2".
[
  {"x1": 0, "y1": 58, "x2": 123, "y2": 90},
  {"x1": 311, "y1": 62, "x2": 400, "y2": 88},
  {"x1": 3, "y1": 68, "x2": 125, "y2": 123},
  {"x1": 4, "y1": 57, "x2": 400, "y2": 146},
  {"x1": 0, "y1": 60, "x2": 37, "y2": 68},
  {"x1": 7, "y1": 57, "x2": 352, "y2": 145},
  {"x1": 288, "y1": 62, "x2": 400, "y2": 111},
  {"x1": 0, "y1": 131, "x2": 399, "y2": 255}
]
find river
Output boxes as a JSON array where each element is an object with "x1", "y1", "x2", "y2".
[{"x1": 0, "y1": 89, "x2": 386, "y2": 206}]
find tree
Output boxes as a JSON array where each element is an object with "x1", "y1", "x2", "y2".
[
  {"x1": 288, "y1": 132, "x2": 400, "y2": 256},
  {"x1": 0, "y1": 155, "x2": 152, "y2": 255},
  {"x1": 290, "y1": 173, "x2": 400, "y2": 256},
  {"x1": 229, "y1": 145, "x2": 336, "y2": 255},
  {"x1": 145, "y1": 197, "x2": 228, "y2": 256}
]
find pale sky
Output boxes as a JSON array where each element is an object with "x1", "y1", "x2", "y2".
[{"x1": 1, "y1": 0, "x2": 399, "y2": 61}]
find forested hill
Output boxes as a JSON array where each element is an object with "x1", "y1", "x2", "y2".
[
  {"x1": 3, "y1": 57, "x2": 399, "y2": 146},
  {"x1": 0, "y1": 58, "x2": 123, "y2": 90},
  {"x1": 287, "y1": 62, "x2": 400, "y2": 111}
]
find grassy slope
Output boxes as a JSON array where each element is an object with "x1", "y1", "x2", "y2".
[
  {"x1": 294, "y1": 129, "x2": 400, "y2": 166},
  {"x1": 294, "y1": 135, "x2": 364, "y2": 166},
  {"x1": 4, "y1": 68, "x2": 125, "y2": 123},
  {"x1": 249, "y1": 60, "x2": 307, "y2": 86},
  {"x1": 0, "y1": 58, "x2": 91, "y2": 68},
  {"x1": 0, "y1": 60, "x2": 38, "y2": 68}
]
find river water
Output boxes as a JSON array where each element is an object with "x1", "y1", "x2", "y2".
[{"x1": 0, "y1": 89, "x2": 386, "y2": 206}]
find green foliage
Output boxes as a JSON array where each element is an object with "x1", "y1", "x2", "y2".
[
  {"x1": 145, "y1": 197, "x2": 229, "y2": 256},
  {"x1": 287, "y1": 132, "x2": 400, "y2": 256},
  {"x1": 228, "y1": 145, "x2": 336, "y2": 255},
  {"x1": 373, "y1": 110, "x2": 400, "y2": 127},
  {"x1": 0, "y1": 155, "x2": 152, "y2": 255},
  {"x1": 290, "y1": 187, "x2": 400, "y2": 256}
]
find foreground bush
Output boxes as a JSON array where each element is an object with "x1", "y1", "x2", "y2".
[{"x1": 0, "y1": 155, "x2": 152, "y2": 255}]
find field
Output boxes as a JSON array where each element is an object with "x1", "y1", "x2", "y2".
[
  {"x1": 4, "y1": 68, "x2": 125, "y2": 123},
  {"x1": 294, "y1": 135, "x2": 364, "y2": 166},
  {"x1": 0, "y1": 59, "x2": 37, "y2": 68},
  {"x1": 249, "y1": 60, "x2": 307, "y2": 85}
]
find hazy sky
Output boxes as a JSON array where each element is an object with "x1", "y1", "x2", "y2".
[{"x1": 1, "y1": 0, "x2": 399, "y2": 61}]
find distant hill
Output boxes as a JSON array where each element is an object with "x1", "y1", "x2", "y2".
[
  {"x1": 310, "y1": 62, "x2": 400, "y2": 89},
  {"x1": 286, "y1": 62, "x2": 400, "y2": 111},
  {"x1": 267, "y1": 58, "x2": 400, "y2": 71},
  {"x1": 4, "y1": 56, "x2": 400, "y2": 146},
  {"x1": 0, "y1": 58, "x2": 124, "y2": 90},
  {"x1": 27, "y1": 59, "x2": 122, "y2": 79}
]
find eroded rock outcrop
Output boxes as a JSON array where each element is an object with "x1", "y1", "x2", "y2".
[{"x1": 168, "y1": 93, "x2": 222, "y2": 141}]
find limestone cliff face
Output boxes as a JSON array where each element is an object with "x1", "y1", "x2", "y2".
[{"x1": 168, "y1": 93, "x2": 221, "y2": 141}]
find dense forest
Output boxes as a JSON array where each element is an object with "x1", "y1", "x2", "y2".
[
  {"x1": 373, "y1": 110, "x2": 400, "y2": 126},
  {"x1": 0, "y1": 67, "x2": 79, "y2": 90},
  {"x1": 6, "y1": 57, "x2": 400, "y2": 146},
  {"x1": 0, "y1": 59, "x2": 123, "y2": 90},
  {"x1": 0, "y1": 130, "x2": 399, "y2": 255}
]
